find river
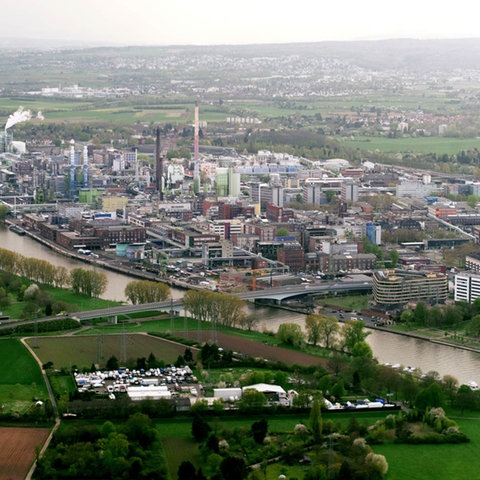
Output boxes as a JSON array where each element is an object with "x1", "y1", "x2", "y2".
[
  {"x1": 2, "y1": 224, "x2": 480, "y2": 385},
  {"x1": 246, "y1": 305, "x2": 480, "y2": 387}
]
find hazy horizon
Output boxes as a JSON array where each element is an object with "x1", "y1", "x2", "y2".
[{"x1": 2, "y1": 0, "x2": 479, "y2": 48}]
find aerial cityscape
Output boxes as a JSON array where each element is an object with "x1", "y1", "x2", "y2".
[{"x1": 3, "y1": 14, "x2": 480, "y2": 480}]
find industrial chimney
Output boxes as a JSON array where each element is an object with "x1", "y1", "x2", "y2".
[{"x1": 155, "y1": 127, "x2": 163, "y2": 201}]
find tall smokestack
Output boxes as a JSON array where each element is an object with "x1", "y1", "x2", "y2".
[
  {"x1": 194, "y1": 101, "x2": 199, "y2": 162},
  {"x1": 82, "y1": 145, "x2": 89, "y2": 188},
  {"x1": 134, "y1": 148, "x2": 139, "y2": 182},
  {"x1": 69, "y1": 139, "x2": 76, "y2": 198},
  {"x1": 155, "y1": 127, "x2": 163, "y2": 201},
  {"x1": 193, "y1": 101, "x2": 200, "y2": 193}
]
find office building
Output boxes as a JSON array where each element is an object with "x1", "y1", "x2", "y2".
[{"x1": 372, "y1": 269, "x2": 448, "y2": 306}]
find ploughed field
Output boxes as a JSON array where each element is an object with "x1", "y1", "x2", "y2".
[
  {"x1": 174, "y1": 330, "x2": 327, "y2": 367},
  {"x1": 0, "y1": 427, "x2": 50, "y2": 480}
]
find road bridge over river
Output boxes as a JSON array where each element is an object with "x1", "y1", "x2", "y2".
[{"x1": 0, "y1": 278, "x2": 372, "y2": 328}]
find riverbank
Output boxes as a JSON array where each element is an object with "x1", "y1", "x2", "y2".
[
  {"x1": 372, "y1": 324, "x2": 480, "y2": 354},
  {"x1": 5, "y1": 219, "x2": 190, "y2": 289},
  {"x1": 6, "y1": 219, "x2": 480, "y2": 358}
]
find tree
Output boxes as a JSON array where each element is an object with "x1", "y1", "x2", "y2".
[
  {"x1": 251, "y1": 418, "x2": 268, "y2": 445},
  {"x1": 125, "y1": 280, "x2": 170, "y2": 304},
  {"x1": 206, "y1": 433, "x2": 219, "y2": 453},
  {"x1": 106, "y1": 355, "x2": 119, "y2": 370},
  {"x1": 309, "y1": 398, "x2": 323, "y2": 444},
  {"x1": 468, "y1": 314, "x2": 480, "y2": 337},
  {"x1": 192, "y1": 415, "x2": 211, "y2": 442},
  {"x1": 277, "y1": 322, "x2": 304, "y2": 347},
  {"x1": 341, "y1": 319, "x2": 370, "y2": 353},
  {"x1": 351, "y1": 340, "x2": 373, "y2": 358},
  {"x1": 200, "y1": 343, "x2": 221, "y2": 367},
  {"x1": 415, "y1": 383, "x2": 445, "y2": 412},
  {"x1": 365, "y1": 452, "x2": 389, "y2": 478},
  {"x1": 178, "y1": 461, "x2": 196, "y2": 480},
  {"x1": 305, "y1": 313, "x2": 322, "y2": 346},
  {"x1": 70, "y1": 268, "x2": 107, "y2": 298},
  {"x1": 317, "y1": 315, "x2": 340, "y2": 349},
  {"x1": 413, "y1": 302, "x2": 429, "y2": 326},
  {"x1": 389, "y1": 249, "x2": 399, "y2": 268},
  {"x1": 442, "y1": 374, "x2": 459, "y2": 404},
  {"x1": 399, "y1": 309, "x2": 414, "y2": 325},
  {"x1": 123, "y1": 412, "x2": 157, "y2": 449},
  {"x1": 183, "y1": 347, "x2": 194, "y2": 364},
  {"x1": 220, "y1": 456, "x2": 247, "y2": 480},
  {"x1": 455, "y1": 384, "x2": 478, "y2": 414},
  {"x1": 239, "y1": 389, "x2": 266, "y2": 411},
  {"x1": 0, "y1": 204, "x2": 9, "y2": 221},
  {"x1": 238, "y1": 313, "x2": 258, "y2": 331}
]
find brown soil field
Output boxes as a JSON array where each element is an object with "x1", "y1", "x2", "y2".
[
  {"x1": 174, "y1": 330, "x2": 327, "y2": 367},
  {"x1": 0, "y1": 427, "x2": 50, "y2": 480}
]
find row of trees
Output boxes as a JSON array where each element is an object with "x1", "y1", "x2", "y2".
[
  {"x1": 70, "y1": 268, "x2": 107, "y2": 298},
  {"x1": 398, "y1": 299, "x2": 480, "y2": 330},
  {"x1": 278, "y1": 315, "x2": 371, "y2": 355},
  {"x1": 0, "y1": 248, "x2": 108, "y2": 297},
  {"x1": 0, "y1": 248, "x2": 70, "y2": 288},
  {"x1": 183, "y1": 290, "x2": 249, "y2": 329},
  {"x1": 124, "y1": 280, "x2": 170, "y2": 304}
]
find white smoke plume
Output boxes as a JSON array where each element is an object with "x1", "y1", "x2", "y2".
[
  {"x1": 36, "y1": 111, "x2": 45, "y2": 121},
  {"x1": 5, "y1": 106, "x2": 32, "y2": 130}
]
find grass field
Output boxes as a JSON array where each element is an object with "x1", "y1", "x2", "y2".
[
  {"x1": 376, "y1": 416, "x2": 480, "y2": 480},
  {"x1": 155, "y1": 411, "x2": 480, "y2": 480},
  {"x1": 0, "y1": 339, "x2": 48, "y2": 414},
  {"x1": 341, "y1": 135, "x2": 480, "y2": 155},
  {"x1": 0, "y1": 283, "x2": 120, "y2": 321},
  {"x1": 1, "y1": 97, "x2": 229, "y2": 125},
  {"x1": 320, "y1": 294, "x2": 371, "y2": 311},
  {"x1": 48, "y1": 374, "x2": 77, "y2": 398},
  {"x1": 27, "y1": 333, "x2": 192, "y2": 370}
]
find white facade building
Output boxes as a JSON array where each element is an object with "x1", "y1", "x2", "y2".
[{"x1": 454, "y1": 272, "x2": 480, "y2": 303}]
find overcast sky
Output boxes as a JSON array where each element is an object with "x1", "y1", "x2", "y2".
[{"x1": 2, "y1": 0, "x2": 479, "y2": 46}]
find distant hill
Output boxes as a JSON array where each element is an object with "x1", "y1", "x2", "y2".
[{"x1": 48, "y1": 37, "x2": 480, "y2": 72}]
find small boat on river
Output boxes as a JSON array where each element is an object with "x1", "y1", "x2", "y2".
[{"x1": 8, "y1": 225, "x2": 25, "y2": 235}]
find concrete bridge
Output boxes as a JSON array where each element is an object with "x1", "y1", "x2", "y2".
[
  {"x1": 0, "y1": 279, "x2": 372, "y2": 329},
  {"x1": 239, "y1": 279, "x2": 372, "y2": 303},
  {"x1": 69, "y1": 279, "x2": 372, "y2": 320}
]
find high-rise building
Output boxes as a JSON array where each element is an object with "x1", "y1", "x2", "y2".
[
  {"x1": 366, "y1": 222, "x2": 381, "y2": 245},
  {"x1": 454, "y1": 272, "x2": 480, "y2": 303},
  {"x1": 341, "y1": 180, "x2": 359, "y2": 203}
]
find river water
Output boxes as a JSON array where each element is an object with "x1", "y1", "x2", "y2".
[{"x1": 2, "y1": 224, "x2": 480, "y2": 385}]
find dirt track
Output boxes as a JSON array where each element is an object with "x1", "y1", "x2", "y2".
[{"x1": 174, "y1": 330, "x2": 327, "y2": 367}]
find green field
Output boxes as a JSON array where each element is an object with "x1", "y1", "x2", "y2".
[
  {"x1": 0, "y1": 282, "x2": 120, "y2": 321},
  {"x1": 155, "y1": 411, "x2": 480, "y2": 480},
  {"x1": 0, "y1": 97, "x2": 229, "y2": 125},
  {"x1": 341, "y1": 135, "x2": 480, "y2": 155},
  {"x1": 27, "y1": 333, "x2": 191, "y2": 370},
  {"x1": 375, "y1": 417, "x2": 480, "y2": 480},
  {"x1": 0, "y1": 339, "x2": 48, "y2": 414}
]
